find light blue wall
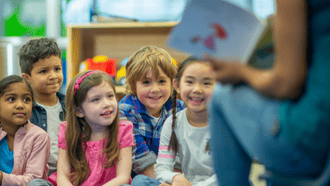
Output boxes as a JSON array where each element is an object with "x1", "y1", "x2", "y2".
[{"x1": 61, "y1": 0, "x2": 275, "y2": 24}]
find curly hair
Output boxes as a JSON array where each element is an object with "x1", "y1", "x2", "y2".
[{"x1": 18, "y1": 38, "x2": 61, "y2": 75}]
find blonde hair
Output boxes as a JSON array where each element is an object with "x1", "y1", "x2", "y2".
[
  {"x1": 125, "y1": 46, "x2": 177, "y2": 96},
  {"x1": 65, "y1": 70, "x2": 119, "y2": 185}
]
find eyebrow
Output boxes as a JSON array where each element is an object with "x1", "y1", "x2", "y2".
[
  {"x1": 4, "y1": 93, "x2": 16, "y2": 97},
  {"x1": 158, "y1": 75, "x2": 169, "y2": 79},
  {"x1": 88, "y1": 90, "x2": 114, "y2": 98},
  {"x1": 185, "y1": 76, "x2": 213, "y2": 81},
  {"x1": 23, "y1": 93, "x2": 33, "y2": 97},
  {"x1": 4, "y1": 93, "x2": 32, "y2": 97}
]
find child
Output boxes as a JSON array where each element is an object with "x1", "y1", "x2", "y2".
[
  {"x1": 43, "y1": 70, "x2": 133, "y2": 186},
  {"x1": 131, "y1": 57, "x2": 218, "y2": 186},
  {"x1": 19, "y1": 38, "x2": 66, "y2": 175},
  {"x1": 119, "y1": 46, "x2": 185, "y2": 178},
  {"x1": 0, "y1": 75, "x2": 50, "y2": 186},
  {"x1": 203, "y1": 0, "x2": 330, "y2": 185}
]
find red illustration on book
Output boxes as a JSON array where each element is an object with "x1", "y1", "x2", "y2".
[{"x1": 191, "y1": 23, "x2": 227, "y2": 51}]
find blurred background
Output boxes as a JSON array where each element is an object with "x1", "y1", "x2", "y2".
[
  {"x1": 0, "y1": 1, "x2": 274, "y2": 185},
  {"x1": 0, "y1": 0, "x2": 275, "y2": 94}
]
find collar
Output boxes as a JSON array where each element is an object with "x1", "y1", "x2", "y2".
[
  {"x1": 0, "y1": 121, "x2": 31, "y2": 141},
  {"x1": 33, "y1": 92, "x2": 66, "y2": 110}
]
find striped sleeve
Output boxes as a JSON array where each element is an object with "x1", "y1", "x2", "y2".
[{"x1": 155, "y1": 116, "x2": 181, "y2": 184}]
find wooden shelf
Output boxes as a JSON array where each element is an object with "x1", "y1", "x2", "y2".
[{"x1": 66, "y1": 22, "x2": 189, "y2": 90}]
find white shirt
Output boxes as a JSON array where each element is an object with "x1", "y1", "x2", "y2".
[{"x1": 36, "y1": 100, "x2": 62, "y2": 175}]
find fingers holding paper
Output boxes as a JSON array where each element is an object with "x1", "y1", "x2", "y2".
[{"x1": 203, "y1": 54, "x2": 246, "y2": 85}]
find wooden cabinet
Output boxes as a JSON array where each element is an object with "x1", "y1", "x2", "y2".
[{"x1": 66, "y1": 22, "x2": 189, "y2": 88}]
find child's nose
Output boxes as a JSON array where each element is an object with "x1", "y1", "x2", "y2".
[
  {"x1": 103, "y1": 98, "x2": 112, "y2": 108},
  {"x1": 193, "y1": 84, "x2": 203, "y2": 93},
  {"x1": 16, "y1": 100, "x2": 24, "y2": 109},
  {"x1": 49, "y1": 70, "x2": 58, "y2": 79},
  {"x1": 151, "y1": 84, "x2": 160, "y2": 92}
]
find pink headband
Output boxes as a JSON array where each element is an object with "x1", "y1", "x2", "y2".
[{"x1": 74, "y1": 70, "x2": 99, "y2": 94}]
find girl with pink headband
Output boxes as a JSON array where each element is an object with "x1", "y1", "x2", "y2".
[{"x1": 30, "y1": 70, "x2": 134, "y2": 186}]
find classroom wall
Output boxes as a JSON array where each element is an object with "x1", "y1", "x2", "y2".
[{"x1": 0, "y1": 47, "x2": 6, "y2": 79}]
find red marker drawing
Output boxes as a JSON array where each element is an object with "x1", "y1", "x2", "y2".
[{"x1": 191, "y1": 22, "x2": 228, "y2": 51}]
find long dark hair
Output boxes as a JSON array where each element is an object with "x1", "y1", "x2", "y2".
[
  {"x1": 65, "y1": 70, "x2": 119, "y2": 185},
  {"x1": 168, "y1": 57, "x2": 210, "y2": 155}
]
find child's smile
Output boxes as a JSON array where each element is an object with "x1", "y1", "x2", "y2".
[
  {"x1": 76, "y1": 81, "x2": 118, "y2": 132},
  {"x1": 176, "y1": 63, "x2": 215, "y2": 113},
  {"x1": 189, "y1": 96, "x2": 204, "y2": 106},
  {"x1": 136, "y1": 67, "x2": 172, "y2": 117}
]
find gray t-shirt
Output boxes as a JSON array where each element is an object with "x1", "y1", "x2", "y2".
[{"x1": 36, "y1": 100, "x2": 62, "y2": 175}]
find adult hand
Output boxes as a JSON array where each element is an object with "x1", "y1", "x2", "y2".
[{"x1": 203, "y1": 54, "x2": 246, "y2": 85}]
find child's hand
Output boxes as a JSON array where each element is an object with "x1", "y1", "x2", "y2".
[
  {"x1": 172, "y1": 174, "x2": 192, "y2": 186},
  {"x1": 203, "y1": 54, "x2": 246, "y2": 85}
]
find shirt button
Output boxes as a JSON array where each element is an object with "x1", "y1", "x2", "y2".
[{"x1": 43, "y1": 124, "x2": 46, "y2": 127}]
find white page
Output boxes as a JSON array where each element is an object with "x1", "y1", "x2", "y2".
[{"x1": 167, "y1": 0, "x2": 266, "y2": 64}]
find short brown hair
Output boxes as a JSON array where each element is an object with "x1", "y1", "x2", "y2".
[
  {"x1": 18, "y1": 38, "x2": 61, "y2": 75},
  {"x1": 125, "y1": 46, "x2": 177, "y2": 96}
]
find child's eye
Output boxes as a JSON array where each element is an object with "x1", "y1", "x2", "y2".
[
  {"x1": 7, "y1": 97, "x2": 15, "y2": 102},
  {"x1": 55, "y1": 67, "x2": 62, "y2": 71},
  {"x1": 185, "y1": 80, "x2": 193, "y2": 84},
  {"x1": 39, "y1": 70, "x2": 46, "y2": 74},
  {"x1": 91, "y1": 98, "x2": 99, "y2": 102},
  {"x1": 108, "y1": 94, "x2": 114, "y2": 98},
  {"x1": 142, "y1": 80, "x2": 150, "y2": 85},
  {"x1": 159, "y1": 79, "x2": 166, "y2": 84},
  {"x1": 204, "y1": 82, "x2": 212, "y2": 86},
  {"x1": 23, "y1": 97, "x2": 32, "y2": 102}
]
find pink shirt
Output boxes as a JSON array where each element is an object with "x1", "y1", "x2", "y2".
[
  {"x1": 0, "y1": 121, "x2": 50, "y2": 186},
  {"x1": 48, "y1": 120, "x2": 134, "y2": 186}
]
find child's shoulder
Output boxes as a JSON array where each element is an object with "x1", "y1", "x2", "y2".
[
  {"x1": 118, "y1": 94, "x2": 135, "y2": 105},
  {"x1": 117, "y1": 120, "x2": 134, "y2": 147},
  {"x1": 118, "y1": 120, "x2": 133, "y2": 131},
  {"x1": 56, "y1": 92, "x2": 66, "y2": 102},
  {"x1": 26, "y1": 122, "x2": 49, "y2": 141},
  {"x1": 29, "y1": 122, "x2": 48, "y2": 135},
  {"x1": 118, "y1": 95, "x2": 141, "y2": 112},
  {"x1": 164, "y1": 98, "x2": 185, "y2": 112},
  {"x1": 175, "y1": 99, "x2": 185, "y2": 109}
]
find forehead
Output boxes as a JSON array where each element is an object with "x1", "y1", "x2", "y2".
[
  {"x1": 32, "y1": 55, "x2": 62, "y2": 69},
  {"x1": 143, "y1": 67, "x2": 169, "y2": 79},
  {"x1": 182, "y1": 63, "x2": 213, "y2": 78},
  {"x1": 3, "y1": 82, "x2": 32, "y2": 96},
  {"x1": 86, "y1": 81, "x2": 114, "y2": 97}
]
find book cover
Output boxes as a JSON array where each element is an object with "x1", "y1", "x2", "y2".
[
  {"x1": 167, "y1": 0, "x2": 267, "y2": 64},
  {"x1": 248, "y1": 17, "x2": 275, "y2": 69}
]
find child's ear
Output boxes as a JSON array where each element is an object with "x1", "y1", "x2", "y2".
[
  {"x1": 75, "y1": 107, "x2": 85, "y2": 118},
  {"x1": 173, "y1": 79, "x2": 180, "y2": 93},
  {"x1": 22, "y1": 73, "x2": 31, "y2": 83}
]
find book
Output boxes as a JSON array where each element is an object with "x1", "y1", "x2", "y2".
[
  {"x1": 167, "y1": 0, "x2": 272, "y2": 64},
  {"x1": 247, "y1": 17, "x2": 275, "y2": 69}
]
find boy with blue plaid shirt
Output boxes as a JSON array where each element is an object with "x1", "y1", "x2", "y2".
[{"x1": 119, "y1": 46, "x2": 184, "y2": 179}]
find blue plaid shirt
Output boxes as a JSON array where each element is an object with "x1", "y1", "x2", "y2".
[{"x1": 119, "y1": 94, "x2": 185, "y2": 174}]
